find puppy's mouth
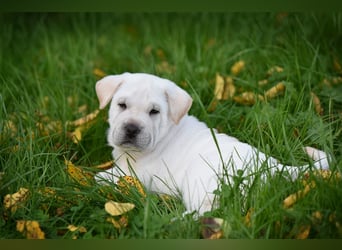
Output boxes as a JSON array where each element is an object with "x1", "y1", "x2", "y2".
[{"x1": 114, "y1": 123, "x2": 152, "y2": 151}]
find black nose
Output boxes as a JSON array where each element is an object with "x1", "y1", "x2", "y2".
[{"x1": 124, "y1": 123, "x2": 141, "y2": 139}]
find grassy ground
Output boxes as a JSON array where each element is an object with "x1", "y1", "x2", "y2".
[{"x1": 1, "y1": 13, "x2": 342, "y2": 239}]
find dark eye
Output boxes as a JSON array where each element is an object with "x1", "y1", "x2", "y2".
[
  {"x1": 118, "y1": 103, "x2": 127, "y2": 110},
  {"x1": 149, "y1": 108, "x2": 160, "y2": 115}
]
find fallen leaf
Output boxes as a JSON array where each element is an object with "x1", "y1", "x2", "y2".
[
  {"x1": 16, "y1": 220, "x2": 45, "y2": 239},
  {"x1": 4, "y1": 188, "x2": 29, "y2": 213},
  {"x1": 156, "y1": 61, "x2": 176, "y2": 74},
  {"x1": 93, "y1": 68, "x2": 106, "y2": 78},
  {"x1": 94, "y1": 160, "x2": 115, "y2": 170},
  {"x1": 200, "y1": 217, "x2": 229, "y2": 239},
  {"x1": 106, "y1": 215, "x2": 129, "y2": 230},
  {"x1": 233, "y1": 92, "x2": 264, "y2": 105},
  {"x1": 283, "y1": 184, "x2": 312, "y2": 208},
  {"x1": 264, "y1": 82, "x2": 285, "y2": 99},
  {"x1": 266, "y1": 66, "x2": 284, "y2": 76},
  {"x1": 258, "y1": 79, "x2": 269, "y2": 86},
  {"x1": 65, "y1": 159, "x2": 94, "y2": 186},
  {"x1": 231, "y1": 60, "x2": 245, "y2": 76},
  {"x1": 67, "y1": 224, "x2": 87, "y2": 233},
  {"x1": 244, "y1": 208, "x2": 254, "y2": 227},
  {"x1": 310, "y1": 92, "x2": 323, "y2": 115},
  {"x1": 70, "y1": 126, "x2": 83, "y2": 144},
  {"x1": 105, "y1": 200, "x2": 135, "y2": 216},
  {"x1": 214, "y1": 73, "x2": 225, "y2": 100},
  {"x1": 295, "y1": 225, "x2": 311, "y2": 239},
  {"x1": 117, "y1": 176, "x2": 146, "y2": 197},
  {"x1": 223, "y1": 76, "x2": 236, "y2": 100},
  {"x1": 67, "y1": 109, "x2": 100, "y2": 127}
]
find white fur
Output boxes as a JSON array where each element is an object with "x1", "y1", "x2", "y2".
[{"x1": 95, "y1": 72, "x2": 330, "y2": 215}]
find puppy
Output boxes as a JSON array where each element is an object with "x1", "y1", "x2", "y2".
[{"x1": 95, "y1": 72, "x2": 329, "y2": 215}]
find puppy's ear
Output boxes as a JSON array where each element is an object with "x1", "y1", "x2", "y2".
[
  {"x1": 95, "y1": 74, "x2": 128, "y2": 109},
  {"x1": 165, "y1": 83, "x2": 193, "y2": 124}
]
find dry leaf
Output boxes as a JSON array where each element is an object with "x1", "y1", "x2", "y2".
[
  {"x1": 94, "y1": 160, "x2": 115, "y2": 170},
  {"x1": 16, "y1": 220, "x2": 45, "y2": 239},
  {"x1": 4, "y1": 187, "x2": 29, "y2": 213},
  {"x1": 106, "y1": 215, "x2": 129, "y2": 230},
  {"x1": 93, "y1": 68, "x2": 106, "y2": 78},
  {"x1": 67, "y1": 109, "x2": 100, "y2": 127},
  {"x1": 117, "y1": 176, "x2": 146, "y2": 197},
  {"x1": 214, "y1": 73, "x2": 225, "y2": 100},
  {"x1": 231, "y1": 60, "x2": 245, "y2": 76},
  {"x1": 310, "y1": 92, "x2": 323, "y2": 115},
  {"x1": 264, "y1": 82, "x2": 285, "y2": 99},
  {"x1": 295, "y1": 225, "x2": 311, "y2": 239},
  {"x1": 283, "y1": 184, "x2": 312, "y2": 208},
  {"x1": 223, "y1": 76, "x2": 236, "y2": 100},
  {"x1": 258, "y1": 79, "x2": 269, "y2": 86},
  {"x1": 104, "y1": 200, "x2": 135, "y2": 216},
  {"x1": 201, "y1": 217, "x2": 227, "y2": 239},
  {"x1": 156, "y1": 61, "x2": 175, "y2": 74},
  {"x1": 67, "y1": 224, "x2": 87, "y2": 233},
  {"x1": 65, "y1": 160, "x2": 93, "y2": 186},
  {"x1": 266, "y1": 66, "x2": 284, "y2": 76},
  {"x1": 233, "y1": 92, "x2": 264, "y2": 105},
  {"x1": 244, "y1": 208, "x2": 254, "y2": 227}
]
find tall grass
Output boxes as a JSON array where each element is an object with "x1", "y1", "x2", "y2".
[{"x1": 0, "y1": 13, "x2": 341, "y2": 238}]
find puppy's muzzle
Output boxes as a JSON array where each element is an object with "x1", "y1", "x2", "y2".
[{"x1": 124, "y1": 123, "x2": 141, "y2": 140}]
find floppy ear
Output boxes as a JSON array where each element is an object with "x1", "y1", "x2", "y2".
[
  {"x1": 95, "y1": 74, "x2": 128, "y2": 109},
  {"x1": 165, "y1": 82, "x2": 193, "y2": 124}
]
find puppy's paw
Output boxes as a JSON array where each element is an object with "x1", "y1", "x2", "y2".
[{"x1": 303, "y1": 146, "x2": 330, "y2": 170}]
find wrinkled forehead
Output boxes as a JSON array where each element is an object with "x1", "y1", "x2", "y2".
[{"x1": 113, "y1": 75, "x2": 167, "y2": 106}]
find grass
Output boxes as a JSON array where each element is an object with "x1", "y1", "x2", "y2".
[{"x1": 0, "y1": 13, "x2": 342, "y2": 239}]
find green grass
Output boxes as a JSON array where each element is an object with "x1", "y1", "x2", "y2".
[{"x1": 1, "y1": 13, "x2": 342, "y2": 239}]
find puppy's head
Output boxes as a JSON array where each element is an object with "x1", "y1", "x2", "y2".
[{"x1": 95, "y1": 72, "x2": 193, "y2": 152}]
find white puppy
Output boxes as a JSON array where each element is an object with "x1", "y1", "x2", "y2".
[{"x1": 95, "y1": 72, "x2": 329, "y2": 215}]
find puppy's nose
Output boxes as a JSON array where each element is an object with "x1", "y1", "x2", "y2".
[{"x1": 124, "y1": 123, "x2": 141, "y2": 138}]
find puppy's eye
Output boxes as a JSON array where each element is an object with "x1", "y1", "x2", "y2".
[
  {"x1": 118, "y1": 103, "x2": 127, "y2": 110},
  {"x1": 149, "y1": 109, "x2": 160, "y2": 115}
]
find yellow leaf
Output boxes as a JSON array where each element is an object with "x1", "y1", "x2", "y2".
[
  {"x1": 68, "y1": 224, "x2": 87, "y2": 233},
  {"x1": 200, "y1": 217, "x2": 229, "y2": 239},
  {"x1": 94, "y1": 160, "x2": 115, "y2": 170},
  {"x1": 283, "y1": 184, "x2": 312, "y2": 208},
  {"x1": 4, "y1": 187, "x2": 29, "y2": 213},
  {"x1": 16, "y1": 220, "x2": 45, "y2": 239},
  {"x1": 310, "y1": 92, "x2": 323, "y2": 115},
  {"x1": 65, "y1": 160, "x2": 93, "y2": 186},
  {"x1": 106, "y1": 216, "x2": 129, "y2": 230},
  {"x1": 266, "y1": 66, "x2": 284, "y2": 76},
  {"x1": 244, "y1": 208, "x2": 254, "y2": 227},
  {"x1": 117, "y1": 176, "x2": 146, "y2": 197},
  {"x1": 233, "y1": 92, "x2": 264, "y2": 105},
  {"x1": 93, "y1": 68, "x2": 106, "y2": 78},
  {"x1": 156, "y1": 61, "x2": 176, "y2": 74},
  {"x1": 222, "y1": 76, "x2": 236, "y2": 100},
  {"x1": 105, "y1": 200, "x2": 135, "y2": 216},
  {"x1": 67, "y1": 109, "x2": 100, "y2": 127},
  {"x1": 295, "y1": 225, "x2": 311, "y2": 239},
  {"x1": 231, "y1": 60, "x2": 245, "y2": 76},
  {"x1": 71, "y1": 126, "x2": 83, "y2": 144},
  {"x1": 214, "y1": 73, "x2": 225, "y2": 100},
  {"x1": 264, "y1": 82, "x2": 285, "y2": 99},
  {"x1": 258, "y1": 79, "x2": 269, "y2": 86}
]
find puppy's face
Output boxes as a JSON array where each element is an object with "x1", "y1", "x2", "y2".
[{"x1": 95, "y1": 73, "x2": 192, "y2": 153}]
